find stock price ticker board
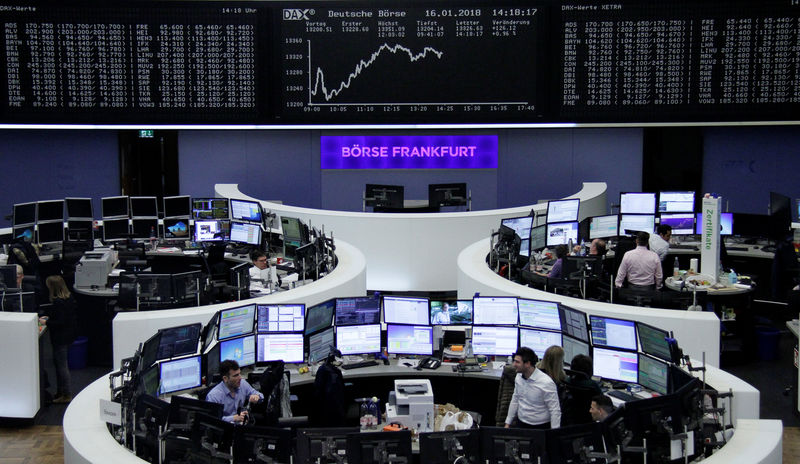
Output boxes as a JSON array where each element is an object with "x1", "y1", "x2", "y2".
[{"x1": 2, "y1": 0, "x2": 800, "y2": 125}]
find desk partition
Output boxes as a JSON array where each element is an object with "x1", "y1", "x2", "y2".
[{"x1": 0, "y1": 312, "x2": 39, "y2": 419}]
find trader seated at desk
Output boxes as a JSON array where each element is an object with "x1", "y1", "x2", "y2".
[
  {"x1": 248, "y1": 250, "x2": 281, "y2": 291},
  {"x1": 205, "y1": 359, "x2": 263, "y2": 424},
  {"x1": 534, "y1": 244, "x2": 568, "y2": 279},
  {"x1": 615, "y1": 232, "x2": 663, "y2": 290}
]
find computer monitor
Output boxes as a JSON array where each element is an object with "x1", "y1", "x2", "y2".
[
  {"x1": 618, "y1": 214, "x2": 655, "y2": 235},
  {"x1": 230, "y1": 198, "x2": 262, "y2": 222},
  {"x1": 234, "y1": 426, "x2": 293, "y2": 464},
  {"x1": 769, "y1": 191, "x2": 792, "y2": 240},
  {"x1": 519, "y1": 328, "x2": 562, "y2": 359},
  {"x1": 636, "y1": 322, "x2": 672, "y2": 362},
  {"x1": 559, "y1": 305, "x2": 589, "y2": 342},
  {"x1": 305, "y1": 299, "x2": 335, "y2": 335},
  {"x1": 138, "y1": 365, "x2": 161, "y2": 397},
  {"x1": 519, "y1": 238, "x2": 530, "y2": 258},
  {"x1": 335, "y1": 296, "x2": 381, "y2": 326},
  {"x1": 589, "y1": 214, "x2": 619, "y2": 239},
  {"x1": 173, "y1": 271, "x2": 201, "y2": 302},
  {"x1": 130, "y1": 196, "x2": 158, "y2": 218},
  {"x1": 695, "y1": 212, "x2": 733, "y2": 236},
  {"x1": 386, "y1": 324, "x2": 433, "y2": 356},
  {"x1": 336, "y1": 324, "x2": 381, "y2": 355},
  {"x1": 544, "y1": 422, "x2": 604, "y2": 464},
  {"x1": 428, "y1": 183, "x2": 467, "y2": 207},
  {"x1": 193, "y1": 219, "x2": 229, "y2": 242},
  {"x1": 219, "y1": 334, "x2": 256, "y2": 368},
  {"x1": 480, "y1": 427, "x2": 546, "y2": 464},
  {"x1": 529, "y1": 224, "x2": 546, "y2": 252},
  {"x1": 658, "y1": 191, "x2": 695, "y2": 213},
  {"x1": 204, "y1": 343, "x2": 220, "y2": 382},
  {"x1": 590, "y1": 315, "x2": 637, "y2": 351},
  {"x1": 192, "y1": 197, "x2": 229, "y2": 219},
  {"x1": 163, "y1": 217, "x2": 191, "y2": 240},
  {"x1": 137, "y1": 274, "x2": 172, "y2": 304},
  {"x1": 131, "y1": 218, "x2": 158, "y2": 240},
  {"x1": 66, "y1": 219, "x2": 94, "y2": 241},
  {"x1": 168, "y1": 395, "x2": 223, "y2": 426},
  {"x1": 419, "y1": 429, "x2": 480, "y2": 464},
  {"x1": 346, "y1": 430, "x2": 413, "y2": 464},
  {"x1": 796, "y1": 198, "x2": 800, "y2": 223},
  {"x1": 0, "y1": 265, "x2": 18, "y2": 288},
  {"x1": 546, "y1": 221, "x2": 578, "y2": 247},
  {"x1": 592, "y1": 347, "x2": 638, "y2": 383},
  {"x1": 256, "y1": 333, "x2": 305, "y2": 363},
  {"x1": 257, "y1": 304, "x2": 305, "y2": 333},
  {"x1": 562, "y1": 335, "x2": 590, "y2": 366},
  {"x1": 382, "y1": 295, "x2": 430, "y2": 325},
  {"x1": 202, "y1": 312, "x2": 219, "y2": 352},
  {"x1": 365, "y1": 184, "x2": 404, "y2": 209},
  {"x1": 471, "y1": 326, "x2": 519, "y2": 356},
  {"x1": 217, "y1": 304, "x2": 256, "y2": 341},
  {"x1": 102, "y1": 196, "x2": 129, "y2": 218},
  {"x1": 65, "y1": 197, "x2": 93, "y2": 219},
  {"x1": 620, "y1": 192, "x2": 656, "y2": 215},
  {"x1": 158, "y1": 355, "x2": 202, "y2": 394},
  {"x1": 37, "y1": 221, "x2": 64, "y2": 244},
  {"x1": 500, "y1": 216, "x2": 533, "y2": 241},
  {"x1": 517, "y1": 298, "x2": 561, "y2": 330},
  {"x1": 12, "y1": 224, "x2": 33, "y2": 242},
  {"x1": 156, "y1": 323, "x2": 201, "y2": 360},
  {"x1": 280, "y1": 216, "x2": 306, "y2": 241},
  {"x1": 547, "y1": 198, "x2": 580, "y2": 223},
  {"x1": 139, "y1": 332, "x2": 162, "y2": 371},
  {"x1": 430, "y1": 300, "x2": 472, "y2": 325},
  {"x1": 190, "y1": 415, "x2": 235, "y2": 462},
  {"x1": 308, "y1": 327, "x2": 336, "y2": 364},
  {"x1": 163, "y1": 195, "x2": 191, "y2": 218},
  {"x1": 638, "y1": 354, "x2": 669, "y2": 395},
  {"x1": 659, "y1": 213, "x2": 695, "y2": 235},
  {"x1": 12, "y1": 202, "x2": 36, "y2": 226},
  {"x1": 36, "y1": 200, "x2": 64, "y2": 222},
  {"x1": 473, "y1": 296, "x2": 518, "y2": 325},
  {"x1": 295, "y1": 427, "x2": 360, "y2": 464},
  {"x1": 102, "y1": 218, "x2": 129, "y2": 241},
  {"x1": 230, "y1": 221, "x2": 262, "y2": 245}
]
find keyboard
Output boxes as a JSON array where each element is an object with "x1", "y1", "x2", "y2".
[
  {"x1": 607, "y1": 389, "x2": 637, "y2": 402},
  {"x1": 670, "y1": 244, "x2": 698, "y2": 250},
  {"x1": 341, "y1": 360, "x2": 379, "y2": 370}
]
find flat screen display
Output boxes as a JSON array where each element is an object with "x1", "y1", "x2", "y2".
[
  {"x1": 547, "y1": 199, "x2": 580, "y2": 223},
  {"x1": 383, "y1": 296, "x2": 430, "y2": 325},
  {"x1": 102, "y1": 196, "x2": 129, "y2": 218},
  {"x1": 386, "y1": 324, "x2": 433, "y2": 356},
  {"x1": 37, "y1": 200, "x2": 64, "y2": 222},
  {"x1": 13, "y1": 202, "x2": 36, "y2": 225},
  {"x1": 308, "y1": 327, "x2": 336, "y2": 364},
  {"x1": 217, "y1": 304, "x2": 256, "y2": 341},
  {"x1": 695, "y1": 212, "x2": 733, "y2": 236},
  {"x1": 472, "y1": 326, "x2": 519, "y2": 356},
  {"x1": 102, "y1": 218, "x2": 129, "y2": 241},
  {"x1": 638, "y1": 354, "x2": 669, "y2": 395},
  {"x1": 619, "y1": 193, "x2": 656, "y2": 215},
  {"x1": 164, "y1": 195, "x2": 191, "y2": 218},
  {"x1": 230, "y1": 221, "x2": 262, "y2": 245},
  {"x1": 131, "y1": 218, "x2": 158, "y2": 240},
  {"x1": 590, "y1": 316, "x2": 638, "y2": 351},
  {"x1": 37, "y1": 221, "x2": 64, "y2": 244},
  {"x1": 637, "y1": 323, "x2": 672, "y2": 362},
  {"x1": 219, "y1": 334, "x2": 256, "y2": 368},
  {"x1": 336, "y1": 324, "x2": 381, "y2": 355},
  {"x1": 335, "y1": 296, "x2": 381, "y2": 326},
  {"x1": 589, "y1": 215, "x2": 619, "y2": 239},
  {"x1": 517, "y1": 299, "x2": 561, "y2": 330},
  {"x1": 130, "y1": 197, "x2": 158, "y2": 217},
  {"x1": 559, "y1": 305, "x2": 589, "y2": 342},
  {"x1": 562, "y1": 336, "x2": 590, "y2": 366},
  {"x1": 257, "y1": 304, "x2": 305, "y2": 333},
  {"x1": 430, "y1": 300, "x2": 472, "y2": 325},
  {"x1": 65, "y1": 198, "x2": 93, "y2": 219},
  {"x1": 305, "y1": 299, "x2": 335, "y2": 335},
  {"x1": 193, "y1": 219, "x2": 230, "y2": 242},
  {"x1": 618, "y1": 214, "x2": 655, "y2": 235},
  {"x1": 658, "y1": 191, "x2": 695, "y2": 213},
  {"x1": 230, "y1": 199, "x2": 262, "y2": 222},
  {"x1": 13, "y1": 224, "x2": 34, "y2": 242},
  {"x1": 473, "y1": 296, "x2": 518, "y2": 325},
  {"x1": 529, "y1": 224, "x2": 547, "y2": 251},
  {"x1": 519, "y1": 328, "x2": 562, "y2": 359},
  {"x1": 658, "y1": 213, "x2": 695, "y2": 235},
  {"x1": 500, "y1": 216, "x2": 533, "y2": 240},
  {"x1": 593, "y1": 347, "x2": 638, "y2": 383},
  {"x1": 159, "y1": 355, "x2": 202, "y2": 394},
  {"x1": 546, "y1": 221, "x2": 578, "y2": 247},
  {"x1": 156, "y1": 323, "x2": 201, "y2": 360},
  {"x1": 192, "y1": 198, "x2": 229, "y2": 219},
  {"x1": 256, "y1": 333, "x2": 304, "y2": 363},
  {"x1": 164, "y1": 218, "x2": 191, "y2": 240}
]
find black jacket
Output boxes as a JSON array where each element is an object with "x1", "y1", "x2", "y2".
[{"x1": 45, "y1": 296, "x2": 78, "y2": 346}]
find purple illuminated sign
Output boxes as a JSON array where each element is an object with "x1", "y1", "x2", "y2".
[{"x1": 320, "y1": 135, "x2": 498, "y2": 169}]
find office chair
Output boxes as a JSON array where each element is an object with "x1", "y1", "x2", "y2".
[
  {"x1": 113, "y1": 278, "x2": 139, "y2": 312},
  {"x1": 117, "y1": 245, "x2": 148, "y2": 273},
  {"x1": 616, "y1": 286, "x2": 658, "y2": 307}
]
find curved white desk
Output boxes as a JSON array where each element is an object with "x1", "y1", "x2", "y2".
[
  {"x1": 215, "y1": 182, "x2": 608, "y2": 292},
  {"x1": 111, "y1": 239, "x2": 366, "y2": 367}
]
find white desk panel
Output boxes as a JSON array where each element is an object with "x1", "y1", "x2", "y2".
[{"x1": 0, "y1": 312, "x2": 39, "y2": 418}]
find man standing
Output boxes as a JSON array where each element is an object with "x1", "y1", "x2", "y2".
[
  {"x1": 649, "y1": 225, "x2": 672, "y2": 262},
  {"x1": 205, "y1": 360, "x2": 263, "y2": 424},
  {"x1": 589, "y1": 394, "x2": 614, "y2": 422},
  {"x1": 504, "y1": 347, "x2": 561, "y2": 429},
  {"x1": 615, "y1": 232, "x2": 663, "y2": 289}
]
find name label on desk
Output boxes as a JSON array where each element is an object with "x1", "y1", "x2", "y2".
[
  {"x1": 99, "y1": 399, "x2": 122, "y2": 426},
  {"x1": 320, "y1": 135, "x2": 498, "y2": 169}
]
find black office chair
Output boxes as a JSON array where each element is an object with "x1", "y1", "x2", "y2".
[
  {"x1": 616, "y1": 286, "x2": 658, "y2": 307},
  {"x1": 117, "y1": 245, "x2": 148, "y2": 273},
  {"x1": 113, "y1": 278, "x2": 139, "y2": 312}
]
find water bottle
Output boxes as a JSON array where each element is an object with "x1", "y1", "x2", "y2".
[
  {"x1": 368, "y1": 397, "x2": 380, "y2": 429},
  {"x1": 149, "y1": 226, "x2": 157, "y2": 251},
  {"x1": 359, "y1": 398, "x2": 370, "y2": 430},
  {"x1": 673, "y1": 256, "x2": 680, "y2": 278},
  {"x1": 729, "y1": 269, "x2": 737, "y2": 285}
]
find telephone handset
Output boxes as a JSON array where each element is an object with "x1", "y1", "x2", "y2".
[{"x1": 418, "y1": 357, "x2": 441, "y2": 370}]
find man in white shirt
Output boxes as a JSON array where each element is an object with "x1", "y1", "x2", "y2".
[
  {"x1": 504, "y1": 347, "x2": 561, "y2": 429},
  {"x1": 616, "y1": 232, "x2": 663, "y2": 289},
  {"x1": 248, "y1": 249, "x2": 279, "y2": 290},
  {"x1": 648, "y1": 224, "x2": 672, "y2": 262}
]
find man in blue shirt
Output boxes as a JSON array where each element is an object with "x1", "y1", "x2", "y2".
[{"x1": 205, "y1": 359, "x2": 263, "y2": 424}]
